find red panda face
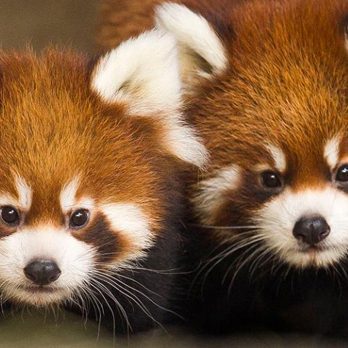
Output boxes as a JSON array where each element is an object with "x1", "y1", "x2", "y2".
[
  {"x1": 0, "y1": 31, "x2": 207, "y2": 307},
  {"x1": 155, "y1": 0, "x2": 348, "y2": 269}
]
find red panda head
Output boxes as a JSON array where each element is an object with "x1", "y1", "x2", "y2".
[
  {"x1": 156, "y1": 0, "x2": 348, "y2": 269},
  {"x1": 0, "y1": 30, "x2": 207, "y2": 307}
]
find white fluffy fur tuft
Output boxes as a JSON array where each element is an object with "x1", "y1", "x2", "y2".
[
  {"x1": 91, "y1": 29, "x2": 208, "y2": 168},
  {"x1": 162, "y1": 116, "x2": 208, "y2": 168},
  {"x1": 155, "y1": 2, "x2": 228, "y2": 76},
  {"x1": 91, "y1": 29, "x2": 181, "y2": 113}
]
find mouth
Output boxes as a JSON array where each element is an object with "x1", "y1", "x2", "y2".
[
  {"x1": 18, "y1": 285, "x2": 64, "y2": 294},
  {"x1": 298, "y1": 244, "x2": 329, "y2": 253}
]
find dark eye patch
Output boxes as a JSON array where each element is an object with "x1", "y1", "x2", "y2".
[
  {"x1": 74, "y1": 213, "x2": 119, "y2": 264},
  {"x1": 212, "y1": 170, "x2": 282, "y2": 228}
]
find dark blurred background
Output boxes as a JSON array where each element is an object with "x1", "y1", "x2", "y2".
[{"x1": 0, "y1": 0, "x2": 98, "y2": 53}]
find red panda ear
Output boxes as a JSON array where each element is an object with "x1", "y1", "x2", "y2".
[
  {"x1": 155, "y1": 3, "x2": 228, "y2": 87},
  {"x1": 91, "y1": 29, "x2": 208, "y2": 168},
  {"x1": 91, "y1": 29, "x2": 181, "y2": 114}
]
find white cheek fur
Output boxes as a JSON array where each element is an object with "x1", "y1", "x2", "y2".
[
  {"x1": 0, "y1": 227, "x2": 95, "y2": 306},
  {"x1": 253, "y1": 188, "x2": 348, "y2": 268},
  {"x1": 193, "y1": 165, "x2": 241, "y2": 224}
]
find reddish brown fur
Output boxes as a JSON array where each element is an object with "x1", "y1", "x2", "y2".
[
  {"x1": 0, "y1": 48, "x2": 183, "y2": 260},
  {"x1": 97, "y1": 0, "x2": 162, "y2": 50},
  {"x1": 96, "y1": 0, "x2": 348, "y2": 229},
  {"x1": 96, "y1": 0, "x2": 243, "y2": 50}
]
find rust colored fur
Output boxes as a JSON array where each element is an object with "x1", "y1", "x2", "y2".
[
  {"x1": 0, "y1": 47, "x2": 190, "y2": 333},
  {"x1": 97, "y1": 0, "x2": 162, "y2": 49},
  {"x1": 0, "y1": 49, "x2": 172, "y2": 233},
  {"x1": 97, "y1": 0, "x2": 243, "y2": 49},
  {"x1": 96, "y1": 0, "x2": 348, "y2": 336},
  {"x1": 97, "y1": 0, "x2": 348, "y2": 230}
]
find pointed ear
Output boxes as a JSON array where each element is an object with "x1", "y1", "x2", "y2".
[
  {"x1": 91, "y1": 29, "x2": 208, "y2": 168},
  {"x1": 155, "y1": 3, "x2": 228, "y2": 85},
  {"x1": 91, "y1": 29, "x2": 181, "y2": 114}
]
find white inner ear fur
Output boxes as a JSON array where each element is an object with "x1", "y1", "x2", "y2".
[
  {"x1": 91, "y1": 29, "x2": 208, "y2": 168},
  {"x1": 91, "y1": 29, "x2": 181, "y2": 113},
  {"x1": 155, "y1": 2, "x2": 228, "y2": 77}
]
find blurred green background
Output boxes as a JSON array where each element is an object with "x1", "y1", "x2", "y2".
[{"x1": 0, "y1": 0, "x2": 97, "y2": 53}]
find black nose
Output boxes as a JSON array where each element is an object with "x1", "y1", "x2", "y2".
[
  {"x1": 293, "y1": 216, "x2": 330, "y2": 246},
  {"x1": 24, "y1": 259, "x2": 61, "y2": 286}
]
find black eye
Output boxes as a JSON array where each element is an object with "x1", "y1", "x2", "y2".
[
  {"x1": 335, "y1": 165, "x2": 348, "y2": 182},
  {"x1": 1, "y1": 206, "x2": 20, "y2": 226},
  {"x1": 69, "y1": 209, "x2": 90, "y2": 229},
  {"x1": 261, "y1": 171, "x2": 283, "y2": 189}
]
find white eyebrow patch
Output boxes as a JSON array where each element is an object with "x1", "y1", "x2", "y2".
[
  {"x1": 324, "y1": 136, "x2": 341, "y2": 169},
  {"x1": 60, "y1": 176, "x2": 95, "y2": 213},
  {"x1": 60, "y1": 177, "x2": 80, "y2": 213},
  {"x1": 0, "y1": 175, "x2": 33, "y2": 210},
  {"x1": 15, "y1": 176, "x2": 32, "y2": 210},
  {"x1": 266, "y1": 144, "x2": 287, "y2": 172},
  {"x1": 193, "y1": 165, "x2": 240, "y2": 224},
  {"x1": 100, "y1": 203, "x2": 154, "y2": 254}
]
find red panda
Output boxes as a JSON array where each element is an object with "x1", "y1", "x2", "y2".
[
  {"x1": 96, "y1": 0, "x2": 348, "y2": 336},
  {"x1": 0, "y1": 30, "x2": 207, "y2": 334}
]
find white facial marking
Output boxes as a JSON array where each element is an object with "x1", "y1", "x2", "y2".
[
  {"x1": 324, "y1": 136, "x2": 341, "y2": 170},
  {"x1": 254, "y1": 188, "x2": 348, "y2": 268},
  {"x1": 15, "y1": 176, "x2": 32, "y2": 210},
  {"x1": 100, "y1": 203, "x2": 154, "y2": 261},
  {"x1": 266, "y1": 144, "x2": 287, "y2": 172},
  {"x1": 60, "y1": 176, "x2": 94, "y2": 214},
  {"x1": 0, "y1": 226, "x2": 95, "y2": 306},
  {"x1": 193, "y1": 165, "x2": 241, "y2": 224},
  {"x1": 60, "y1": 176, "x2": 80, "y2": 213},
  {"x1": 155, "y1": 3, "x2": 228, "y2": 75},
  {"x1": 0, "y1": 175, "x2": 32, "y2": 210}
]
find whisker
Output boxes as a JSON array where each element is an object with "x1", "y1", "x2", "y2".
[{"x1": 189, "y1": 224, "x2": 261, "y2": 230}]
